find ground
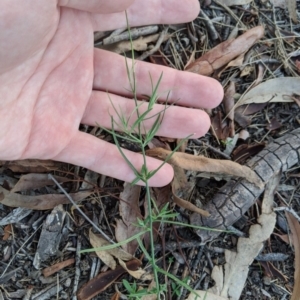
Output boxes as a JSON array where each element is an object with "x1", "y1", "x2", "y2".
[{"x1": 1, "y1": 1, "x2": 300, "y2": 299}]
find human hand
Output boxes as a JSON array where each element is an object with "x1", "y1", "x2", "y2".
[{"x1": 0, "y1": 0, "x2": 223, "y2": 187}]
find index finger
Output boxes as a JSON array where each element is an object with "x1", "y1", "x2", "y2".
[{"x1": 90, "y1": 0, "x2": 200, "y2": 31}]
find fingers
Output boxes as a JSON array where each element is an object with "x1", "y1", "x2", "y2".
[
  {"x1": 57, "y1": 0, "x2": 134, "y2": 14},
  {"x1": 82, "y1": 91, "x2": 210, "y2": 139},
  {"x1": 90, "y1": 0, "x2": 200, "y2": 31},
  {"x1": 54, "y1": 131, "x2": 174, "y2": 187},
  {"x1": 93, "y1": 49, "x2": 223, "y2": 109}
]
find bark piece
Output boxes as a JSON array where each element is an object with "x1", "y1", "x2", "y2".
[{"x1": 190, "y1": 128, "x2": 300, "y2": 244}]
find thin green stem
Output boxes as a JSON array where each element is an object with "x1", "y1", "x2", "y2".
[{"x1": 145, "y1": 181, "x2": 160, "y2": 297}]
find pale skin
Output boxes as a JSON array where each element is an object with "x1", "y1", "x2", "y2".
[{"x1": 0, "y1": 0, "x2": 223, "y2": 187}]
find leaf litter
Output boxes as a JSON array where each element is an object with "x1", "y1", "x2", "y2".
[{"x1": 1, "y1": 2, "x2": 300, "y2": 300}]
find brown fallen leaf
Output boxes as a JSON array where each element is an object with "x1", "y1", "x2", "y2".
[
  {"x1": 186, "y1": 26, "x2": 264, "y2": 76},
  {"x1": 239, "y1": 103, "x2": 268, "y2": 115},
  {"x1": 172, "y1": 165, "x2": 209, "y2": 217},
  {"x1": 89, "y1": 230, "x2": 133, "y2": 270},
  {"x1": 0, "y1": 159, "x2": 62, "y2": 173},
  {"x1": 259, "y1": 261, "x2": 288, "y2": 282},
  {"x1": 234, "y1": 106, "x2": 251, "y2": 128},
  {"x1": 211, "y1": 111, "x2": 230, "y2": 140},
  {"x1": 42, "y1": 258, "x2": 75, "y2": 277},
  {"x1": 225, "y1": 52, "x2": 245, "y2": 69},
  {"x1": 3, "y1": 224, "x2": 12, "y2": 241},
  {"x1": 266, "y1": 118, "x2": 282, "y2": 131},
  {"x1": 285, "y1": 212, "x2": 300, "y2": 300},
  {"x1": 110, "y1": 292, "x2": 121, "y2": 300},
  {"x1": 146, "y1": 148, "x2": 263, "y2": 188},
  {"x1": 223, "y1": 81, "x2": 236, "y2": 137},
  {"x1": 77, "y1": 259, "x2": 141, "y2": 300},
  {"x1": 119, "y1": 259, "x2": 153, "y2": 281},
  {"x1": 11, "y1": 173, "x2": 70, "y2": 193},
  {"x1": 115, "y1": 183, "x2": 142, "y2": 255},
  {"x1": 232, "y1": 143, "x2": 265, "y2": 164},
  {"x1": 149, "y1": 51, "x2": 169, "y2": 67},
  {"x1": 0, "y1": 186, "x2": 92, "y2": 210}
]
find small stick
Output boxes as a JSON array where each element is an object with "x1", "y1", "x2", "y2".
[
  {"x1": 192, "y1": 139, "x2": 231, "y2": 160},
  {"x1": 101, "y1": 26, "x2": 159, "y2": 45},
  {"x1": 136, "y1": 28, "x2": 169, "y2": 61},
  {"x1": 72, "y1": 235, "x2": 81, "y2": 300},
  {"x1": 49, "y1": 174, "x2": 116, "y2": 245},
  {"x1": 199, "y1": 10, "x2": 219, "y2": 41},
  {"x1": 274, "y1": 206, "x2": 300, "y2": 222}
]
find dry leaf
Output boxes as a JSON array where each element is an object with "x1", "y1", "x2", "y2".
[
  {"x1": 42, "y1": 258, "x2": 75, "y2": 277},
  {"x1": 222, "y1": 0, "x2": 253, "y2": 5},
  {"x1": 287, "y1": 0, "x2": 298, "y2": 23},
  {"x1": 259, "y1": 261, "x2": 288, "y2": 282},
  {"x1": 271, "y1": 0, "x2": 286, "y2": 8},
  {"x1": 77, "y1": 260, "x2": 141, "y2": 300},
  {"x1": 172, "y1": 165, "x2": 209, "y2": 217},
  {"x1": 115, "y1": 183, "x2": 142, "y2": 255},
  {"x1": 266, "y1": 118, "x2": 282, "y2": 131},
  {"x1": 232, "y1": 143, "x2": 265, "y2": 164},
  {"x1": 238, "y1": 130, "x2": 250, "y2": 140},
  {"x1": 146, "y1": 148, "x2": 263, "y2": 188},
  {"x1": 0, "y1": 186, "x2": 92, "y2": 210},
  {"x1": 11, "y1": 173, "x2": 70, "y2": 193},
  {"x1": 238, "y1": 77, "x2": 299, "y2": 107},
  {"x1": 223, "y1": 81, "x2": 236, "y2": 137},
  {"x1": 110, "y1": 292, "x2": 121, "y2": 300},
  {"x1": 211, "y1": 111, "x2": 230, "y2": 140},
  {"x1": 234, "y1": 106, "x2": 251, "y2": 128},
  {"x1": 119, "y1": 259, "x2": 153, "y2": 281},
  {"x1": 285, "y1": 212, "x2": 300, "y2": 300},
  {"x1": 216, "y1": 173, "x2": 279, "y2": 299},
  {"x1": 89, "y1": 230, "x2": 132, "y2": 270},
  {"x1": 141, "y1": 283, "x2": 157, "y2": 300},
  {"x1": 3, "y1": 224, "x2": 12, "y2": 241},
  {"x1": 186, "y1": 291, "x2": 228, "y2": 300},
  {"x1": 186, "y1": 26, "x2": 264, "y2": 76},
  {"x1": 240, "y1": 103, "x2": 268, "y2": 115},
  {"x1": 0, "y1": 159, "x2": 62, "y2": 173}
]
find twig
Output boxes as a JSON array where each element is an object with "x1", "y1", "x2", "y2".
[
  {"x1": 100, "y1": 26, "x2": 159, "y2": 45},
  {"x1": 136, "y1": 28, "x2": 169, "y2": 61},
  {"x1": 72, "y1": 235, "x2": 81, "y2": 300},
  {"x1": 199, "y1": 10, "x2": 219, "y2": 41},
  {"x1": 49, "y1": 174, "x2": 116, "y2": 245},
  {"x1": 274, "y1": 206, "x2": 300, "y2": 222},
  {"x1": 192, "y1": 139, "x2": 231, "y2": 160}
]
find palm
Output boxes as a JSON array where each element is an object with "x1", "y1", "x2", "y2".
[{"x1": 0, "y1": 0, "x2": 223, "y2": 186}]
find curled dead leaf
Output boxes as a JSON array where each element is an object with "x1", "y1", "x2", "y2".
[
  {"x1": 0, "y1": 186, "x2": 92, "y2": 210},
  {"x1": 186, "y1": 26, "x2": 264, "y2": 76},
  {"x1": 238, "y1": 77, "x2": 299, "y2": 107},
  {"x1": 146, "y1": 148, "x2": 263, "y2": 188},
  {"x1": 77, "y1": 259, "x2": 141, "y2": 300},
  {"x1": 285, "y1": 212, "x2": 300, "y2": 300},
  {"x1": 119, "y1": 258, "x2": 153, "y2": 281},
  {"x1": 89, "y1": 230, "x2": 133, "y2": 270}
]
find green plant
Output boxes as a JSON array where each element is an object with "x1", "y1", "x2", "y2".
[
  {"x1": 171, "y1": 276, "x2": 190, "y2": 298},
  {"x1": 80, "y1": 12, "x2": 212, "y2": 300}
]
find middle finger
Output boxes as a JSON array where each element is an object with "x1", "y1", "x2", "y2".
[
  {"x1": 82, "y1": 90, "x2": 211, "y2": 138},
  {"x1": 93, "y1": 48, "x2": 223, "y2": 109}
]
